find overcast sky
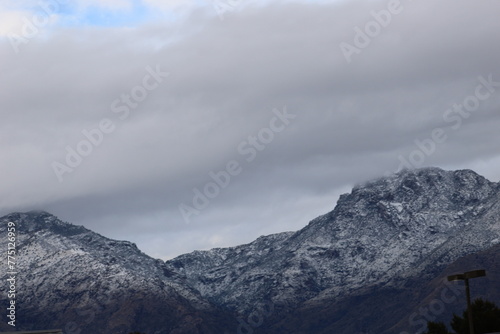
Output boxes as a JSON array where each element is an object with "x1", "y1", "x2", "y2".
[{"x1": 1, "y1": 0, "x2": 500, "y2": 260}]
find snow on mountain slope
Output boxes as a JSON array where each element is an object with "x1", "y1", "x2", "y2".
[
  {"x1": 1, "y1": 167, "x2": 499, "y2": 333},
  {"x1": 0, "y1": 211, "x2": 234, "y2": 333},
  {"x1": 165, "y1": 168, "x2": 500, "y2": 313}
]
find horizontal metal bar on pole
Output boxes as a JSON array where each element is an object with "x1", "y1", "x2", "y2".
[{"x1": 464, "y1": 269, "x2": 486, "y2": 279}]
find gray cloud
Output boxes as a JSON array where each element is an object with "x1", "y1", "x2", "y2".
[{"x1": 1, "y1": 0, "x2": 500, "y2": 259}]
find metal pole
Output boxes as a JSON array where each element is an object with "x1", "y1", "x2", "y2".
[{"x1": 464, "y1": 278, "x2": 474, "y2": 334}]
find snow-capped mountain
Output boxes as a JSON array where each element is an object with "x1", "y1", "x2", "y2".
[
  {"x1": 0, "y1": 211, "x2": 235, "y2": 333},
  {"x1": 2, "y1": 167, "x2": 499, "y2": 333},
  {"x1": 165, "y1": 167, "x2": 500, "y2": 328}
]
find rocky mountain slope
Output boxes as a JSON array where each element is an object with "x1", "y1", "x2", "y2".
[
  {"x1": 263, "y1": 243, "x2": 500, "y2": 334},
  {"x1": 0, "y1": 211, "x2": 236, "y2": 333},
  {"x1": 165, "y1": 167, "x2": 500, "y2": 331},
  {"x1": 1, "y1": 167, "x2": 499, "y2": 333}
]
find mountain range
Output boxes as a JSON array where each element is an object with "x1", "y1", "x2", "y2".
[{"x1": 1, "y1": 167, "x2": 499, "y2": 333}]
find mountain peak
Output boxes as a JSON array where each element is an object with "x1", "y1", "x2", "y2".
[
  {"x1": 321, "y1": 168, "x2": 498, "y2": 239},
  {"x1": 355, "y1": 167, "x2": 488, "y2": 192},
  {"x1": 348, "y1": 167, "x2": 496, "y2": 206},
  {"x1": 0, "y1": 211, "x2": 89, "y2": 237}
]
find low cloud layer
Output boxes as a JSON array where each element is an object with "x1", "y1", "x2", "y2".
[{"x1": 1, "y1": 0, "x2": 500, "y2": 259}]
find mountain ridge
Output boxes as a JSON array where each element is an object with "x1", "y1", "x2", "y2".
[
  {"x1": 165, "y1": 168, "x2": 500, "y2": 313},
  {"x1": 1, "y1": 167, "x2": 499, "y2": 333},
  {"x1": 0, "y1": 211, "x2": 236, "y2": 333}
]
